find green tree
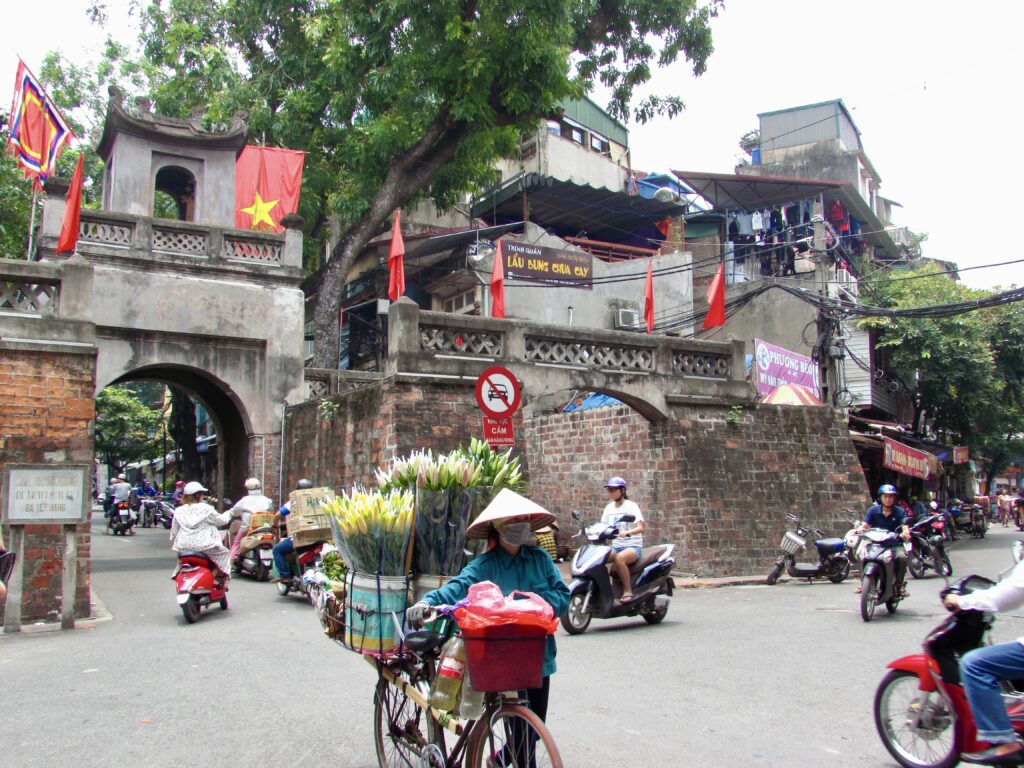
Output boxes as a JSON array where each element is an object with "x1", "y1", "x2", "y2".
[
  {"x1": 125, "y1": 0, "x2": 720, "y2": 366},
  {"x1": 857, "y1": 266, "x2": 1023, "y2": 472},
  {"x1": 0, "y1": 116, "x2": 37, "y2": 259},
  {"x1": 95, "y1": 385, "x2": 164, "y2": 472}
]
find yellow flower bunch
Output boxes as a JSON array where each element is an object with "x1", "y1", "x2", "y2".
[{"x1": 322, "y1": 489, "x2": 415, "y2": 575}]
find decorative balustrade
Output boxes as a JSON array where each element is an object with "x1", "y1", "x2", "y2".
[
  {"x1": 420, "y1": 324, "x2": 503, "y2": 357},
  {"x1": 304, "y1": 368, "x2": 382, "y2": 399},
  {"x1": 524, "y1": 336, "x2": 656, "y2": 372},
  {"x1": 152, "y1": 225, "x2": 207, "y2": 255},
  {"x1": 0, "y1": 278, "x2": 59, "y2": 315},
  {"x1": 79, "y1": 216, "x2": 133, "y2": 248}
]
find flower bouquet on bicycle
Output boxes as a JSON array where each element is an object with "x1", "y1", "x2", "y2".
[{"x1": 371, "y1": 582, "x2": 564, "y2": 768}]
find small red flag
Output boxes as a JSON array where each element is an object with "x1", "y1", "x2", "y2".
[
  {"x1": 56, "y1": 152, "x2": 84, "y2": 255},
  {"x1": 490, "y1": 240, "x2": 505, "y2": 318},
  {"x1": 388, "y1": 210, "x2": 405, "y2": 301},
  {"x1": 643, "y1": 257, "x2": 654, "y2": 333},
  {"x1": 703, "y1": 262, "x2": 726, "y2": 329},
  {"x1": 234, "y1": 145, "x2": 304, "y2": 232}
]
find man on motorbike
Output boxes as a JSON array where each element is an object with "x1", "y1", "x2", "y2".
[
  {"x1": 227, "y1": 478, "x2": 274, "y2": 565},
  {"x1": 601, "y1": 476, "x2": 645, "y2": 603},
  {"x1": 857, "y1": 484, "x2": 911, "y2": 597},
  {"x1": 271, "y1": 478, "x2": 315, "y2": 582},
  {"x1": 944, "y1": 559, "x2": 1024, "y2": 765}
]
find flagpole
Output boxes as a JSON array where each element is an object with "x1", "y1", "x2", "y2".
[{"x1": 25, "y1": 187, "x2": 38, "y2": 260}]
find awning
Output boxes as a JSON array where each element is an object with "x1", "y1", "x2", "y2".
[
  {"x1": 672, "y1": 169, "x2": 900, "y2": 261},
  {"x1": 407, "y1": 223, "x2": 524, "y2": 261},
  {"x1": 471, "y1": 173, "x2": 686, "y2": 246}
]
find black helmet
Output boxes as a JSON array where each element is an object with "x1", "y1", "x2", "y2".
[{"x1": 296, "y1": 478, "x2": 314, "y2": 490}]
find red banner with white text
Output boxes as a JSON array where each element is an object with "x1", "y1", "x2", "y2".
[{"x1": 883, "y1": 437, "x2": 933, "y2": 480}]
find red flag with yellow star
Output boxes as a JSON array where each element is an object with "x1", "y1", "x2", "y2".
[{"x1": 234, "y1": 145, "x2": 304, "y2": 232}]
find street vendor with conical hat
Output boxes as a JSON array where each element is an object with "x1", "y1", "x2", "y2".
[{"x1": 406, "y1": 488, "x2": 569, "y2": 726}]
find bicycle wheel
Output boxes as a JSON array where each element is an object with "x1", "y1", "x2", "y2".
[
  {"x1": 373, "y1": 677, "x2": 443, "y2": 767},
  {"x1": 467, "y1": 703, "x2": 563, "y2": 768}
]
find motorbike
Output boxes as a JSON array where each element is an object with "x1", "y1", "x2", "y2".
[
  {"x1": 173, "y1": 552, "x2": 229, "y2": 624},
  {"x1": 234, "y1": 520, "x2": 278, "y2": 581},
  {"x1": 276, "y1": 541, "x2": 326, "y2": 602},
  {"x1": 874, "y1": 573, "x2": 1024, "y2": 768},
  {"x1": 855, "y1": 528, "x2": 908, "y2": 622},
  {"x1": 765, "y1": 513, "x2": 850, "y2": 585},
  {"x1": 906, "y1": 514, "x2": 953, "y2": 580},
  {"x1": 107, "y1": 500, "x2": 135, "y2": 535},
  {"x1": 951, "y1": 499, "x2": 987, "y2": 538},
  {"x1": 560, "y1": 510, "x2": 674, "y2": 635},
  {"x1": 152, "y1": 499, "x2": 176, "y2": 529}
]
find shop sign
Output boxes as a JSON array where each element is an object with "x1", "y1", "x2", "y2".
[
  {"x1": 883, "y1": 437, "x2": 932, "y2": 480},
  {"x1": 953, "y1": 446, "x2": 970, "y2": 465},
  {"x1": 504, "y1": 242, "x2": 592, "y2": 289},
  {"x1": 753, "y1": 338, "x2": 820, "y2": 398}
]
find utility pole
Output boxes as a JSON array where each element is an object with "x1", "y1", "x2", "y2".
[{"x1": 811, "y1": 202, "x2": 837, "y2": 406}]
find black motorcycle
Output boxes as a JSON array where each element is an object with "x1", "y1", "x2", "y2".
[
  {"x1": 906, "y1": 513, "x2": 953, "y2": 579},
  {"x1": 765, "y1": 514, "x2": 850, "y2": 585},
  {"x1": 855, "y1": 528, "x2": 906, "y2": 622},
  {"x1": 107, "y1": 500, "x2": 135, "y2": 536}
]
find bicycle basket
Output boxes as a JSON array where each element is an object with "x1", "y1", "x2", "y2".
[
  {"x1": 779, "y1": 531, "x2": 806, "y2": 556},
  {"x1": 462, "y1": 624, "x2": 546, "y2": 692}
]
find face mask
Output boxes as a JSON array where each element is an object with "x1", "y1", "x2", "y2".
[{"x1": 498, "y1": 521, "x2": 532, "y2": 547}]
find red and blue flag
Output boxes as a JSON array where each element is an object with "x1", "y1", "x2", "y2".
[{"x1": 7, "y1": 59, "x2": 74, "y2": 184}]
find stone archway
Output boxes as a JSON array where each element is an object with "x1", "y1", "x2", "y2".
[{"x1": 104, "y1": 364, "x2": 252, "y2": 502}]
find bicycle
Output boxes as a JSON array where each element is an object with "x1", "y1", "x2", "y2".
[{"x1": 369, "y1": 606, "x2": 563, "y2": 768}]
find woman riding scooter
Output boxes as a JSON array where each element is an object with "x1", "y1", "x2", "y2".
[
  {"x1": 170, "y1": 481, "x2": 234, "y2": 583},
  {"x1": 601, "y1": 477, "x2": 645, "y2": 602}
]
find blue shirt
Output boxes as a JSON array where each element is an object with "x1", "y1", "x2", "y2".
[
  {"x1": 422, "y1": 545, "x2": 570, "y2": 678},
  {"x1": 865, "y1": 504, "x2": 907, "y2": 533}
]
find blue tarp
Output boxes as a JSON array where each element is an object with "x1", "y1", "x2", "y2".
[{"x1": 563, "y1": 393, "x2": 623, "y2": 412}]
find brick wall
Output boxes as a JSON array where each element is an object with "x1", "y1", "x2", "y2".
[
  {"x1": 0, "y1": 347, "x2": 95, "y2": 624},
  {"x1": 283, "y1": 379, "x2": 868, "y2": 577},
  {"x1": 524, "y1": 403, "x2": 870, "y2": 576},
  {"x1": 247, "y1": 432, "x2": 283, "y2": 504}
]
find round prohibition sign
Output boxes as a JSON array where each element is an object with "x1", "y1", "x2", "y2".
[{"x1": 475, "y1": 366, "x2": 522, "y2": 417}]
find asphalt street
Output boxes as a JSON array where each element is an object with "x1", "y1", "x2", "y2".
[{"x1": 3, "y1": 513, "x2": 1024, "y2": 767}]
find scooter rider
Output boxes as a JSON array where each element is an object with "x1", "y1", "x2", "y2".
[
  {"x1": 858, "y1": 484, "x2": 911, "y2": 597},
  {"x1": 227, "y1": 478, "x2": 274, "y2": 565},
  {"x1": 271, "y1": 478, "x2": 315, "y2": 582},
  {"x1": 944, "y1": 558, "x2": 1024, "y2": 765},
  {"x1": 601, "y1": 477, "x2": 645, "y2": 603}
]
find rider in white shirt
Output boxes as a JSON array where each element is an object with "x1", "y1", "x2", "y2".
[{"x1": 600, "y1": 476, "x2": 645, "y2": 603}]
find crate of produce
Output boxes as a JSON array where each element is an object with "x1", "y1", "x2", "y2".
[{"x1": 287, "y1": 487, "x2": 335, "y2": 546}]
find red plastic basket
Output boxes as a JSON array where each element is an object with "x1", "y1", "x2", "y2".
[{"x1": 462, "y1": 624, "x2": 547, "y2": 692}]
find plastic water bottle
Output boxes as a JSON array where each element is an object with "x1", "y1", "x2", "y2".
[
  {"x1": 429, "y1": 636, "x2": 466, "y2": 711},
  {"x1": 458, "y1": 664, "x2": 485, "y2": 720}
]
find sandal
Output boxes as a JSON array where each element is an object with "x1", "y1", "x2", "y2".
[
  {"x1": 620, "y1": 594, "x2": 634, "y2": 603},
  {"x1": 854, "y1": 585, "x2": 862, "y2": 594}
]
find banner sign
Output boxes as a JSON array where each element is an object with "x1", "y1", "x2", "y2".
[
  {"x1": 503, "y1": 242, "x2": 592, "y2": 289},
  {"x1": 482, "y1": 416, "x2": 515, "y2": 447},
  {"x1": 753, "y1": 338, "x2": 820, "y2": 398},
  {"x1": 953, "y1": 446, "x2": 970, "y2": 465},
  {"x1": 883, "y1": 437, "x2": 932, "y2": 480}
]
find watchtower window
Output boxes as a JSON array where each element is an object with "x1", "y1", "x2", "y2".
[{"x1": 154, "y1": 166, "x2": 196, "y2": 221}]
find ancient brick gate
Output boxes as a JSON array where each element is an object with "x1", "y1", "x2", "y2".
[
  {"x1": 288, "y1": 300, "x2": 869, "y2": 577},
  {"x1": 0, "y1": 98, "x2": 306, "y2": 628}
]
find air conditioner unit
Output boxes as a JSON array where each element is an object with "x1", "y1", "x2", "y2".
[
  {"x1": 653, "y1": 187, "x2": 680, "y2": 203},
  {"x1": 616, "y1": 308, "x2": 640, "y2": 329}
]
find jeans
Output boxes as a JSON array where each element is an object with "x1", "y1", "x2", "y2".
[
  {"x1": 272, "y1": 537, "x2": 294, "y2": 578},
  {"x1": 960, "y1": 640, "x2": 1024, "y2": 743}
]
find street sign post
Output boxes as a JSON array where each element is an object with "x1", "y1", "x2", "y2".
[{"x1": 474, "y1": 366, "x2": 521, "y2": 418}]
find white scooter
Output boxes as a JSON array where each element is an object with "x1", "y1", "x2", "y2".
[{"x1": 560, "y1": 511, "x2": 675, "y2": 635}]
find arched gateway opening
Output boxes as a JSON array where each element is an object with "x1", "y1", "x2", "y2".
[{"x1": 99, "y1": 365, "x2": 252, "y2": 503}]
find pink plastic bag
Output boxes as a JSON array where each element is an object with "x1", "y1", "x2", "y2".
[{"x1": 455, "y1": 580, "x2": 559, "y2": 635}]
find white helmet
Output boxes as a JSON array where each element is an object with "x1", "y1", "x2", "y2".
[
  {"x1": 183, "y1": 481, "x2": 208, "y2": 496},
  {"x1": 244, "y1": 477, "x2": 261, "y2": 491},
  {"x1": 117, "y1": 474, "x2": 126, "y2": 481}
]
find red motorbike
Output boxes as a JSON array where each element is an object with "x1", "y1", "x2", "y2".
[
  {"x1": 874, "y1": 574, "x2": 1024, "y2": 767},
  {"x1": 173, "y1": 552, "x2": 229, "y2": 624}
]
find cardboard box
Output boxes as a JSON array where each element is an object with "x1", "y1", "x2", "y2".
[{"x1": 287, "y1": 487, "x2": 335, "y2": 546}]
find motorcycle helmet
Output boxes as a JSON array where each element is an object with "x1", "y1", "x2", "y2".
[
  {"x1": 183, "y1": 481, "x2": 208, "y2": 496},
  {"x1": 296, "y1": 478, "x2": 314, "y2": 490},
  {"x1": 603, "y1": 476, "x2": 627, "y2": 490},
  {"x1": 930, "y1": 500, "x2": 939, "y2": 510},
  {"x1": 878, "y1": 484, "x2": 897, "y2": 497},
  {"x1": 244, "y1": 477, "x2": 262, "y2": 491}
]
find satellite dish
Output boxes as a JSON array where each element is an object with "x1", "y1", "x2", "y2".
[
  {"x1": 468, "y1": 240, "x2": 495, "y2": 262},
  {"x1": 653, "y1": 188, "x2": 679, "y2": 203}
]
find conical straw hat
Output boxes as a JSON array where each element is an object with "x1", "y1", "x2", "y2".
[{"x1": 466, "y1": 488, "x2": 556, "y2": 539}]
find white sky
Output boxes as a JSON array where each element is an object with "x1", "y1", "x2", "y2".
[{"x1": 4, "y1": 0, "x2": 1021, "y2": 290}]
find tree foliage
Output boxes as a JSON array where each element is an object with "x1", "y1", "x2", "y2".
[
  {"x1": 95, "y1": 385, "x2": 164, "y2": 471},
  {"x1": 123, "y1": 0, "x2": 720, "y2": 366},
  {"x1": 857, "y1": 265, "x2": 1024, "y2": 478}
]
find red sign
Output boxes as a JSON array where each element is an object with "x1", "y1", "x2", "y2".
[
  {"x1": 474, "y1": 366, "x2": 521, "y2": 418},
  {"x1": 883, "y1": 437, "x2": 932, "y2": 480},
  {"x1": 482, "y1": 416, "x2": 515, "y2": 447},
  {"x1": 953, "y1": 447, "x2": 970, "y2": 465}
]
